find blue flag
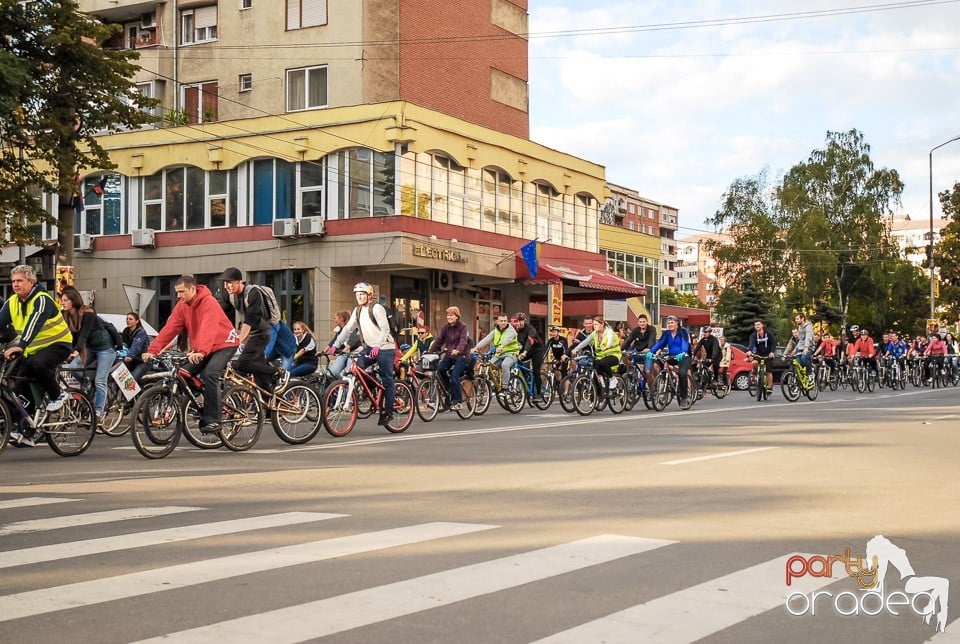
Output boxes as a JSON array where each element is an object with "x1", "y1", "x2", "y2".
[{"x1": 520, "y1": 239, "x2": 539, "y2": 279}]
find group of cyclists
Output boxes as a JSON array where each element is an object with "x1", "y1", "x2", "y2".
[{"x1": 3, "y1": 262, "x2": 956, "y2": 454}]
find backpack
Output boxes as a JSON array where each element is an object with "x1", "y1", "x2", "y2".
[
  {"x1": 353, "y1": 303, "x2": 402, "y2": 371},
  {"x1": 98, "y1": 316, "x2": 124, "y2": 351},
  {"x1": 248, "y1": 284, "x2": 282, "y2": 326}
]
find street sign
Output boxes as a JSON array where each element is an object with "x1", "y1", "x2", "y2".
[{"x1": 123, "y1": 284, "x2": 156, "y2": 315}]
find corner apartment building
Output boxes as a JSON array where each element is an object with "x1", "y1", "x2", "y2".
[
  {"x1": 676, "y1": 231, "x2": 731, "y2": 307},
  {"x1": 16, "y1": 0, "x2": 645, "y2": 339}
]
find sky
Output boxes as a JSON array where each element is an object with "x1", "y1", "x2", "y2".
[{"x1": 527, "y1": 0, "x2": 960, "y2": 238}]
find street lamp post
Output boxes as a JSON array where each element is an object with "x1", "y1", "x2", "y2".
[{"x1": 928, "y1": 134, "x2": 960, "y2": 321}]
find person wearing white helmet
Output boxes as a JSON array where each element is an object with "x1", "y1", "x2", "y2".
[{"x1": 329, "y1": 282, "x2": 397, "y2": 426}]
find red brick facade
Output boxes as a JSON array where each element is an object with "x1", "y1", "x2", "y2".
[{"x1": 399, "y1": 0, "x2": 529, "y2": 138}]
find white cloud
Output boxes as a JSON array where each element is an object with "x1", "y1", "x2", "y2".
[{"x1": 528, "y1": 0, "x2": 960, "y2": 228}]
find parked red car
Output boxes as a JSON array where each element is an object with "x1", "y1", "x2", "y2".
[{"x1": 727, "y1": 343, "x2": 790, "y2": 390}]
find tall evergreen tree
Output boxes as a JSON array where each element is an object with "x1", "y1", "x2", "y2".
[
  {"x1": 720, "y1": 277, "x2": 773, "y2": 344},
  {"x1": 933, "y1": 182, "x2": 960, "y2": 321}
]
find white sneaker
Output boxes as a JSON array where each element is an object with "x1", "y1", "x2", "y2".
[{"x1": 46, "y1": 391, "x2": 71, "y2": 412}]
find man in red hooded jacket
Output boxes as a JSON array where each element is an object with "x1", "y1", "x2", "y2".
[{"x1": 142, "y1": 275, "x2": 239, "y2": 433}]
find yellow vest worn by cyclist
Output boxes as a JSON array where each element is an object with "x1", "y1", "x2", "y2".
[{"x1": 4, "y1": 287, "x2": 72, "y2": 356}]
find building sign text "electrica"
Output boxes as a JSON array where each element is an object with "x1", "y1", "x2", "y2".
[{"x1": 412, "y1": 244, "x2": 468, "y2": 264}]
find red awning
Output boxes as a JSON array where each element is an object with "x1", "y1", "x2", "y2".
[{"x1": 524, "y1": 260, "x2": 646, "y2": 297}]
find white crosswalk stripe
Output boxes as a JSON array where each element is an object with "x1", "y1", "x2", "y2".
[
  {"x1": 532, "y1": 553, "x2": 833, "y2": 643},
  {"x1": 0, "y1": 506, "x2": 203, "y2": 536},
  {"x1": 0, "y1": 511, "x2": 345, "y2": 569},
  {"x1": 130, "y1": 535, "x2": 676, "y2": 644},
  {"x1": 0, "y1": 497, "x2": 78, "y2": 510},
  {"x1": 0, "y1": 521, "x2": 497, "y2": 623}
]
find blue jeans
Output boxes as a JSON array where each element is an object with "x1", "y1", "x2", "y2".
[
  {"x1": 328, "y1": 354, "x2": 349, "y2": 377},
  {"x1": 798, "y1": 351, "x2": 812, "y2": 369},
  {"x1": 289, "y1": 362, "x2": 317, "y2": 378},
  {"x1": 438, "y1": 355, "x2": 467, "y2": 404},
  {"x1": 75, "y1": 348, "x2": 117, "y2": 414}
]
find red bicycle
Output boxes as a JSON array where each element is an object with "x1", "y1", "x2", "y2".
[{"x1": 321, "y1": 351, "x2": 414, "y2": 437}]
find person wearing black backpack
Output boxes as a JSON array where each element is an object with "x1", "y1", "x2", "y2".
[
  {"x1": 220, "y1": 267, "x2": 290, "y2": 394},
  {"x1": 60, "y1": 286, "x2": 118, "y2": 423}
]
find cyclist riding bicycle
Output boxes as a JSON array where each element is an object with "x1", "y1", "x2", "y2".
[
  {"x1": 746, "y1": 319, "x2": 777, "y2": 395},
  {"x1": 472, "y1": 313, "x2": 520, "y2": 396},
  {"x1": 692, "y1": 326, "x2": 721, "y2": 382},
  {"x1": 328, "y1": 282, "x2": 398, "y2": 426},
  {"x1": 0, "y1": 265, "x2": 73, "y2": 446},
  {"x1": 645, "y1": 315, "x2": 692, "y2": 401},
  {"x1": 621, "y1": 313, "x2": 657, "y2": 385},
  {"x1": 514, "y1": 312, "x2": 546, "y2": 401},
  {"x1": 141, "y1": 274, "x2": 240, "y2": 434},
  {"x1": 571, "y1": 315, "x2": 622, "y2": 389},
  {"x1": 426, "y1": 306, "x2": 469, "y2": 411},
  {"x1": 794, "y1": 312, "x2": 815, "y2": 369},
  {"x1": 546, "y1": 326, "x2": 570, "y2": 378}
]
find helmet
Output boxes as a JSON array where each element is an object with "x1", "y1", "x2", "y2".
[
  {"x1": 353, "y1": 282, "x2": 373, "y2": 295},
  {"x1": 860, "y1": 329, "x2": 869, "y2": 335},
  {"x1": 850, "y1": 325, "x2": 859, "y2": 332},
  {"x1": 515, "y1": 312, "x2": 527, "y2": 322}
]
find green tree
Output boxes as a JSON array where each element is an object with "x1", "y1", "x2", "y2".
[
  {"x1": 659, "y1": 287, "x2": 703, "y2": 308},
  {"x1": 778, "y1": 129, "x2": 903, "y2": 325},
  {"x1": 933, "y1": 182, "x2": 960, "y2": 321},
  {"x1": 0, "y1": 0, "x2": 156, "y2": 263},
  {"x1": 716, "y1": 277, "x2": 774, "y2": 344},
  {"x1": 704, "y1": 169, "x2": 790, "y2": 298}
]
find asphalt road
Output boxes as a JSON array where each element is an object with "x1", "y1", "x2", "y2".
[{"x1": 1, "y1": 385, "x2": 958, "y2": 643}]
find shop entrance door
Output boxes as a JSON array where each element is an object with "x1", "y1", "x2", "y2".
[{"x1": 390, "y1": 275, "x2": 428, "y2": 346}]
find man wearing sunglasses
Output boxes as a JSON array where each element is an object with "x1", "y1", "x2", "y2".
[{"x1": 400, "y1": 325, "x2": 435, "y2": 364}]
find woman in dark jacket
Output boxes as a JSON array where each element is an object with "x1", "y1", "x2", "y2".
[
  {"x1": 290, "y1": 321, "x2": 319, "y2": 377},
  {"x1": 122, "y1": 311, "x2": 150, "y2": 382},
  {"x1": 60, "y1": 287, "x2": 117, "y2": 421}
]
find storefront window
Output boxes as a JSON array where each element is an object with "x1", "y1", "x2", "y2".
[{"x1": 139, "y1": 167, "x2": 238, "y2": 231}]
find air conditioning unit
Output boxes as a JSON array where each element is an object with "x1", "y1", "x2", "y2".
[
  {"x1": 431, "y1": 269, "x2": 453, "y2": 291},
  {"x1": 140, "y1": 12, "x2": 156, "y2": 28},
  {"x1": 272, "y1": 219, "x2": 296, "y2": 238},
  {"x1": 75, "y1": 233, "x2": 93, "y2": 252},
  {"x1": 297, "y1": 216, "x2": 325, "y2": 237},
  {"x1": 131, "y1": 228, "x2": 156, "y2": 248}
]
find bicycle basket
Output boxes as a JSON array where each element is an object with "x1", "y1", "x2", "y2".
[{"x1": 420, "y1": 353, "x2": 440, "y2": 372}]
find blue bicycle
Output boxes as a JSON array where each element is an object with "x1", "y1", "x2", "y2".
[{"x1": 622, "y1": 350, "x2": 653, "y2": 411}]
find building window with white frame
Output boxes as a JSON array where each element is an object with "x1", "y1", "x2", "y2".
[
  {"x1": 240, "y1": 0, "x2": 252, "y2": 9},
  {"x1": 238, "y1": 73, "x2": 252, "y2": 92},
  {"x1": 286, "y1": 0, "x2": 326, "y2": 30},
  {"x1": 299, "y1": 160, "x2": 324, "y2": 218},
  {"x1": 77, "y1": 174, "x2": 123, "y2": 238},
  {"x1": 181, "y1": 5, "x2": 218, "y2": 45},
  {"x1": 286, "y1": 65, "x2": 327, "y2": 111},
  {"x1": 181, "y1": 81, "x2": 218, "y2": 124}
]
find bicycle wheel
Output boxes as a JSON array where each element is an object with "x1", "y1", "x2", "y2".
[
  {"x1": 713, "y1": 376, "x2": 730, "y2": 399},
  {"x1": 532, "y1": 371, "x2": 555, "y2": 410},
  {"x1": 622, "y1": 371, "x2": 639, "y2": 411},
  {"x1": 218, "y1": 384, "x2": 263, "y2": 452},
  {"x1": 572, "y1": 375, "x2": 597, "y2": 416},
  {"x1": 180, "y1": 394, "x2": 223, "y2": 449},
  {"x1": 456, "y1": 378, "x2": 476, "y2": 419},
  {"x1": 322, "y1": 380, "x2": 358, "y2": 437},
  {"x1": 748, "y1": 370, "x2": 759, "y2": 401},
  {"x1": 678, "y1": 374, "x2": 697, "y2": 410},
  {"x1": 502, "y1": 374, "x2": 526, "y2": 414},
  {"x1": 272, "y1": 383, "x2": 322, "y2": 444},
  {"x1": 43, "y1": 391, "x2": 95, "y2": 457},
  {"x1": 415, "y1": 377, "x2": 440, "y2": 423},
  {"x1": 385, "y1": 381, "x2": 415, "y2": 432},
  {"x1": 99, "y1": 380, "x2": 131, "y2": 437},
  {"x1": 865, "y1": 371, "x2": 876, "y2": 392},
  {"x1": 0, "y1": 400, "x2": 9, "y2": 456},
  {"x1": 607, "y1": 375, "x2": 627, "y2": 414},
  {"x1": 558, "y1": 374, "x2": 578, "y2": 413},
  {"x1": 473, "y1": 377, "x2": 492, "y2": 416},
  {"x1": 650, "y1": 373, "x2": 672, "y2": 412},
  {"x1": 130, "y1": 385, "x2": 181, "y2": 459},
  {"x1": 781, "y1": 371, "x2": 801, "y2": 402},
  {"x1": 805, "y1": 375, "x2": 819, "y2": 400}
]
